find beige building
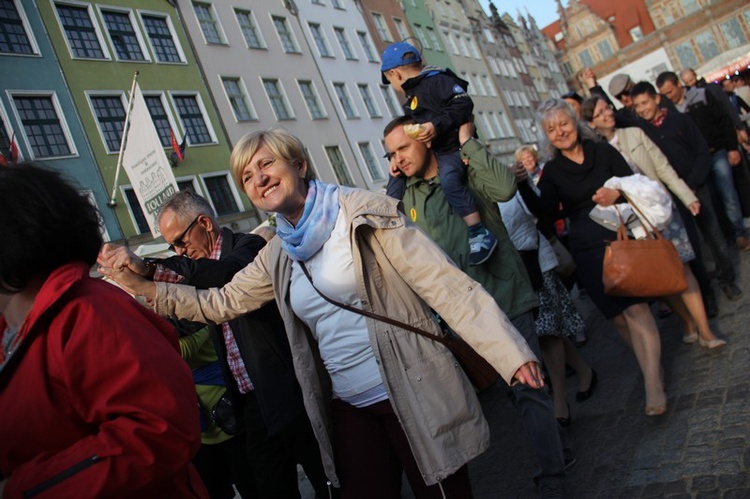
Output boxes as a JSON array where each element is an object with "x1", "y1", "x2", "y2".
[{"x1": 543, "y1": 0, "x2": 750, "y2": 94}]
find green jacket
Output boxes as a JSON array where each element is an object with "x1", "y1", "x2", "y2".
[{"x1": 402, "y1": 138, "x2": 538, "y2": 319}]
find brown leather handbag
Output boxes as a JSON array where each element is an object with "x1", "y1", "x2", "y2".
[
  {"x1": 602, "y1": 194, "x2": 687, "y2": 297},
  {"x1": 298, "y1": 262, "x2": 501, "y2": 392}
]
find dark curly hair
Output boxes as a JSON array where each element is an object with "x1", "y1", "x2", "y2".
[{"x1": 0, "y1": 164, "x2": 103, "y2": 293}]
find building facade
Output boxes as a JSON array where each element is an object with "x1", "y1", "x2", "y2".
[{"x1": 1, "y1": 0, "x2": 120, "y2": 238}]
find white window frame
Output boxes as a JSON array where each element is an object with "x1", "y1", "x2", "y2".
[
  {"x1": 199, "y1": 171, "x2": 244, "y2": 216},
  {"x1": 53, "y1": 0, "x2": 111, "y2": 61},
  {"x1": 168, "y1": 91, "x2": 218, "y2": 146},
  {"x1": 85, "y1": 90, "x2": 127, "y2": 154},
  {"x1": 332, "y1": 82, "x2": 359, "y2": 119},
  {"x1": 358, "y1": 141, "x2": 385, "y2": 182},
  {"x1": 220, "y1": 76, "x2": 257, "y2": 122},
  {"x1": 141, "y1": 90, "x2": 181, "y2": 149},
  {"x1": 271, "y1": 15, "x2": 300, "y2": 54},
  {"x1": 357, "y1": 83, "x2": 381, "y2": 118},
  {"x1": 426, "y1": 26, "x2": 441, "y2": 52},
  {"x1": 8, "y1": 89, "x2": 78, "y2": 159},
  {"x1": 234, "y1": 8, "x2": 266, "y2": 50},
  {"x1": 324, "y1": 144, "x2": 355, "y2": 186},
  {"x1": 96, "y1": 5, "x2": 151, "y2": 64},
  {"x1": 333, "y1": 26, "x2": 356, "y2": 60},
  {"x1": 357, "y1": 30, "x2": 378, "y2": 62},
  {"x1": 0, "y1": 99, "x2": 22, "y2": 162},
  {"x1": 296, "y1": 79, "x2": 327, "y2": 120},
  {"x1": 308, "y1": 22, "x2": 332, "y2": 58},
  {"x1": 379, "y1": 85, "x2": 401, "y2": 117},
  {"x1": 96, "y1": 5, "x2": 151, "y2": 62},
  {"x1": 137, "y1": 9, "x2": 187, "y2": 64},
  {"x1": 371, "y1": 13, "x2": 392, "y2": 43},
  {"x1": 393, "y1": 17, "x2": 409, "y2": 41},
  {"x1": 1, "y1": 0, "x2": 40, "y2": 56},
  {"x1": 192, "y1": 1, "x2": 227, "y2": 45},
  {"x1": 175, "y1": 175, "x2": 202, "y2": 195},
  {"x1": 261, "y1": 77, "x2": 295, "y2": 121}
]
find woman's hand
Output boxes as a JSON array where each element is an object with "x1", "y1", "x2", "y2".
[
  {"x1": 513, "y1": 361, "x2": 545, "y2": 389},
  {"x1": 99, "y1": 265, "x2": 157, "y2": 300},
  {"x1": 688, "y1": 201, "x2": 701, "y2": 216},
  {"x1": 592, "y1": 187, "x2": 620, "y2": 207}
]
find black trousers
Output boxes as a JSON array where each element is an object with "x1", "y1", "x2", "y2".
[
  {"x1": 192, "y1": 436, "x2": 256, "y2": 499},
  {"x1": 243, "y1": 391, "x2": 330, "y2": 499}
]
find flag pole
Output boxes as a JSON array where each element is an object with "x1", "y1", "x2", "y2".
[{"x1": 108, "y1": 71, "x2": 140, "y2": 207}]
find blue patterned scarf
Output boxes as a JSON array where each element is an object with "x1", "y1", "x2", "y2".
[{"x1": 276, "y1": 180, "x2": 340, "y2": 261}]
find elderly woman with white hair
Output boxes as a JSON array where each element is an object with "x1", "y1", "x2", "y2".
[{"x1": 516, "y1": 99, "x2": 668, "y2": 418}]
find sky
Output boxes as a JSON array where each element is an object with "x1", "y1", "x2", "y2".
[{"x1": 477, "y1": 0, "x2": 565, "y2": 30}]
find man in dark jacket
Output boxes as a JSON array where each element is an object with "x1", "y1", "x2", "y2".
[
  {"x1": 657, "y1": 71, "x2": 749, "y2": 251},
  {"x1": 99, "y1": 191, "x2": 329, "y2": 499},
  {"x1": 631, "y1": 81, "x2": 743, "y2": 305}
]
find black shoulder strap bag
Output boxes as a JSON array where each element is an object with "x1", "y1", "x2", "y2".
[{"x1": 297, "y1": 261, "x2": 500, "y2": 392}]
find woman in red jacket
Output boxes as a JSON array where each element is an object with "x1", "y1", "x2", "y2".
[{"x1": 0, "y1": 165, "x2": 207, "y2": 498}]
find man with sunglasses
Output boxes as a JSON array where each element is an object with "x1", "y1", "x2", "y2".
[{"x1": 98, "y1": 191, "x2": 329, "y2": 499}]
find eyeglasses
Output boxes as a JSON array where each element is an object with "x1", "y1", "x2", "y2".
[
  {"x1": 168, "y1": 215, "x2": 200, "y2": 252},
  {"x1": 592, "y1": 104, "x2": 615, "y2": 121}
]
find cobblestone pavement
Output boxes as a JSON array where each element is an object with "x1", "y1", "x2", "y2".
[{"x1": 299, "y1": 255, "x2": 750, "y2": 498}]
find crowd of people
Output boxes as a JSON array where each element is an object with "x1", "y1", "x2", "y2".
[{"x1": 1, "y1": 39, "x2": 748, "y2": 498}]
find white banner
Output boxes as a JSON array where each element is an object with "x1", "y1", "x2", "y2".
[{"x1": 121, "y1": 83, "x2": 179, "y2": 238}]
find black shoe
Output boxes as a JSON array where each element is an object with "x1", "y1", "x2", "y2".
[
  {"x1": 704, "y1": 293, "x2": 719, "y2": 318},
  {"x1": 556, "y1": 402, "x2": 571, "y2": 428},
  {"x1": 576, "y1": 369, "x2": 598, "y2": 402},
  {"x1": 720, "y1": 283, "x2": 743, "y2": 301}
]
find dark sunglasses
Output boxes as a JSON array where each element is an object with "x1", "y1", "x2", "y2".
[{"x1": 168, "y1": 215, "x2": 200, "y2": 252}]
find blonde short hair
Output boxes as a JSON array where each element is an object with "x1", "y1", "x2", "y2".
[
  {"x1": 229, "y1": 127, "x2": 312, "y2": 187},
  {"x1": 514, "y1": 145, "x2": 537, "y2": 163}
]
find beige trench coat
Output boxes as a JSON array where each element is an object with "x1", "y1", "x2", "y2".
[
  {"x1": 616, "y1": 126, "x2": 699, "y2": 209},
  {"x1": 153, "y1": 187, "x2": 536, "y2": 487}
]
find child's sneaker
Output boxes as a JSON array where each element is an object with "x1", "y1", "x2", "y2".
[{"x1": 468, "y1": 226, "x2": 497, "y2": 266}]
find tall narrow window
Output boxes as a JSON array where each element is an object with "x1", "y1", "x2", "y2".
[
  {"x1": 124, "y1": 187, "x2": 150, "y2": 234},
  {"x1": 142, "y1": 14, "x2": 182, "y2": 62},
  {"x1": 263, "y1": 79, "x2": 293, "y2": 120},
  {"x1": 413, "y1": 24, "x2": 429, "y2": 50},
  {"x1": 308, "y1": 22, "x2": 331, "y2": 57},
  {"x1": 273, "y1": 16, "x2": 299, "y2": 53},
  {"x1": 379, "y1": 86, "x2": 401, "y2": 117},
  {"x1": 222, "y1": 77, "x2": 254, "y2": 121},
  {"x1": 234, "y1": 9, "x2": 264, "y2": 49},
  {"x1": 357, "y1": 30, "x2": 377, "y2": 62},
  {"x1": 393, "y1": 18, "x2": 409, "y2": 41},
  {"x1": 144, "y1": 94, "x2": 173, "y2": 147},
  {"x1": 173, "y1": 95, "x2": 213, "y2": 144},
  {"x1": 357, "y1": 84, "x2": 380, "y2": 118},
  {"x1": 372, "y1": 14, "x2": 391, "y2": 42},
  {"x1": 193, "y1": 2, "x2": 223, "y2": 44},
  {"x1": 426, "y1": 27, "x2": 441, "y2": 52},
  {"x1": 334, "y1": 27, "x2": 355, "y2": 60},
  {"x1": 13, "y1": 95, "x2": 72, "y2": 158},
  {"x1": 298, "y1": 80, "x2": 325, "y2": 119},
  {"x1": 90, "y1": 95, "x2": 126, "y2": 153},
  {"x1": 102, "y1": 10, "x2": 145, "y2": 60},
  {"x1": 358, "y1": 142, "x2": 384, "y2": 181},
  {"x1": 0, "y1": 0, "x2": 34, "y2": 54},
  {"x1": 325, "y1": 146, "x2": 354, "y2": 186},
  {"x1": 55, "y1": 3, "x2": 105, "y2": 59},
  {"x1": 203, "y1": 174, "x2": 240, "y2": 215},
  {"x1": 333, "y1": 83, "x2": 357, "y2": 119}
]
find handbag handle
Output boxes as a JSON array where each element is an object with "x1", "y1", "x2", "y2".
[
  {"x1": 297, "y1": 261, "x2": 450, "y2": 347},
  {"x1": 615, "y1": 190, "x2": 664, "y2": 241}
]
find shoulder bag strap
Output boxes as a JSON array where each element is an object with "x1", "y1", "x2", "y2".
[
  {"x1": 297, "y1": 261, "x2": 449, "y2": 347},
  {"x1": 618, "y1": 190, "x2": 662, "y2": 239}
]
